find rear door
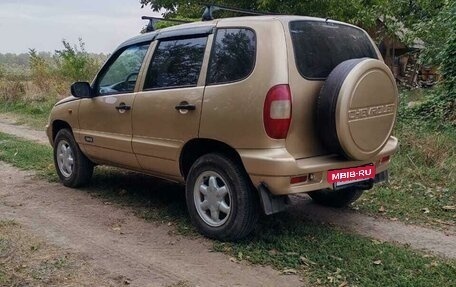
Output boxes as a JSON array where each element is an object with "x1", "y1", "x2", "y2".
[
  {"x1": 284, "y1": 20, "x2": 380, "y2": 159},
  {"x1": 132, "y1": 33, "x2": 212, "y2": 177},
  {"x1": 78, "y1": 43, "x2": 150, "y2": 169}
]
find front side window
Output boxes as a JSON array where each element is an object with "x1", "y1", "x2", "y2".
[
  {"x1": 144, "y1": 36, "x2": 207, "y2": 90},
  {"x1": 207, "y1": 28, "x2": 256, "y2": 85},
  {"x1": 97, "y1": 43, "x2": 149, "y2": 96},
  {"x1": 290, "y1": 21, "x2": 377, "y2": 79}
]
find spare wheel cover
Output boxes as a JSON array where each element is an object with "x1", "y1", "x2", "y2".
[{"x1": 318, "y1": 58, "x2": 398, "y2": 160}]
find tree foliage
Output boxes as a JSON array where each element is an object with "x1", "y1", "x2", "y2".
[
  {"x1": 411, "y1": 0, "x2": 456, "y2": 125},
  {"x1": 140, "y1": 0, "x2": 444, "y2": 30}
]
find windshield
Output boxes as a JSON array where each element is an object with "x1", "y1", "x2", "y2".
[{"x1": 289, "y1": 21, "x2": 377, "y2": 79}]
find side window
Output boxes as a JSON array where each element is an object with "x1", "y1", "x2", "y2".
[
  {"x1": 207, "y1": 28, "x2": 256, "y2": 85},
  {"x1": 144, "y1": 36, "x2": 207, "y2": 90},
  {"x1": 97, "y1": 44, "x2": 149, "y2": 96}
]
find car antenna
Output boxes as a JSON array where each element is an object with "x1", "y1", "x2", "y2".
[
  {"x1": 141, "y1": 16, "x2": 192, "y2": 32},
  {"x1": 202, "y1": 4, "x2": 278, "y2": 21}
]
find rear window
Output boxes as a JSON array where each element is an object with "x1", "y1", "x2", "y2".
[
  {"x1": 289, "y1": 21, "x2": 377, "y2": 79},
  {"x1": 207, "y1": 28, "x2": 256, "y2": 85},
  {"x1": 144, "y1": 36, "x2": 207, "y2": 90}
]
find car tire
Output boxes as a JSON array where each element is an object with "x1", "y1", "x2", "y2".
[
  {"x1": 316, "y1": 58, "x2": 398, "y2": 160},
  {"x1": 308, "y1": 188, "x2": 364, "y2": 208},
  {"x1": 185, "y1": 153, "x2": 259, "y2": 241},
  {"x1": 53, "y1": 129, "x2": 93, "y2": 188}
]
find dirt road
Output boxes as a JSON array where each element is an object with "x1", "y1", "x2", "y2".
[
  {"x1": 0, "y1": 162, "x2": 304, "y2": 287},
  {"x1": 0, "y1": 115, "x2": 48, "y2": 145}
]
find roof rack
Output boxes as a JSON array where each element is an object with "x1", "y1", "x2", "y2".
[
  {"x1": 202, "y1": 4, "x2": 276, "y2": 21},
  {"x1": 141, "y1": 16, "x2": 192, "y2": 32}
]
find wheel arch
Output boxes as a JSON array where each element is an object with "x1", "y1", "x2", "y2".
[
  {"x1": 179, "y1": 138, "x2": 247, "y2": 180},
  {"x1": 52, "y1": 120, "x2": 73, "y2": 143}
]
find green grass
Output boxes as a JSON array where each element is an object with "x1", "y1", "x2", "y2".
[
  {"x1": 215, "y1": 215, "x2": 456, "y2": 287},
  {"x1": 354, "y1": 97, "x2": 456, "y2": 226},
  {"x1": 0, "y1": 132, "x2": 455, "y2": 286},
  {"x1": 0, "y1": 99, "x2": 54, "y2": 129},
  {"x1": 0, "y1": 132, "x2": 56, "y2": 180}
]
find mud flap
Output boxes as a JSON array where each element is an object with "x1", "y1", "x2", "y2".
[
  {"x1": 374, "y1": 170, "x2": 389, "y2": 184},
  {"x1": 258, "y1": 182, "x2": 290, "y2": 215}
]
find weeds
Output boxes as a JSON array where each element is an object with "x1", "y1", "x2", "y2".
[
  {"x1": 354, "y1": 91, "x2": 456, "y2": 226},
  {"x1": 0, "y1": 39, "x2": 105, "y2": 126}
]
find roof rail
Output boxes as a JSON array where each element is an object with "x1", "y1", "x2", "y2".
[
  {"x1": 202, "y1": 4, "x2": 277, "y2": 21},
  {"x1": 141, "y1": 16, "x2": 192, "y2": 32}
]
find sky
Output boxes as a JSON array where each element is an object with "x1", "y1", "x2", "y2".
[{"x1": 0, "y1": 0, "x2": 161, "y2": 54}]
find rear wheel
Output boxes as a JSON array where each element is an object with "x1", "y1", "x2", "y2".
[
  {"x1": 308, "y1": 188, "x2": 363, "y2": 208},
  {"x1": 185, "y1": 153, "x2": 259, "y2": 241},
  {"x1": 53, "y1": 129, "x2": 93, "y2": 187}
]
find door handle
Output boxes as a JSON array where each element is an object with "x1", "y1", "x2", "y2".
[
  {"x1": 115, "y1": 103, "x2": 131, "y2": 112},
  {"x1": 175, "y1": 102, "x2": 196, "y2": 111}
]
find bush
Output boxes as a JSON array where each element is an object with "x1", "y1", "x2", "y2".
[
  {"x1": 26, "y1": 39, "x2": 104, "y2": 99},
  {"x1": 0, "y1": 80, "x2": 26, "y2": 102},
  {"x1": 55, "y1": 39, "x2": 101, "y2": 83},
  {"x1": 410, "y1": 89, "x2": 456, "y2": 126},
  {"x1": 0, "y1": 64, "x2": 5, "y2": 78},
  {"x1": 29, "y1": 49, "x2": 53, "y2": 94},
  {"x1": 413, "y1": 1, "x2": 456, "y2": 126}
]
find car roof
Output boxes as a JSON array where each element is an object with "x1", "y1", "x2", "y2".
[{"x1": 116, "y1": 15, "x2": 356, "y2": 51}]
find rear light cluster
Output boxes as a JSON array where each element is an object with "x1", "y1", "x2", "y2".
[
  {"x1": 290, "y1": 173, "x2": 315, "y2": 185},
  {"x1": 290, "y1": 175, "x2": 308, "y2": 184},
  {"x1": 380, "y1": 155, "x2": 390, "y2": 163},
  {"x1": 376, "y1": 156, "x2": 391, "y2": 166},
  {"x1": 263, "y1": 85, "x2": 292, "y2": 139}
]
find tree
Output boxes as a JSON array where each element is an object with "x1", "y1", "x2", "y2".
[{"x1": 139, "y1": 0, "x2": 444, "y2": 31}]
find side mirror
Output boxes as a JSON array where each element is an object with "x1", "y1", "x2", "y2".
[{"x1": 71, "y1": 82, "x2": 93, "y2": 98}]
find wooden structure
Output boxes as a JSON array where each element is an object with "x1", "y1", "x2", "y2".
[{"x1": 367, "y1": 17, "x2": 438, "y2": 88}]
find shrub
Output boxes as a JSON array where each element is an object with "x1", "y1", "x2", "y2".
[
  {"x1": 28, "y1": 49, "x2": 53, "y2": 94},
  {"x1": 413, "y1": 1, "x2": 456, "y2": 126},
  {"x1": 54, "y1": 39, "x2": 101, "y2": 83},
  {"x1": 0, "y1": 80, "x2": 26, "y2": 102},
  {"x1": 0, "y1": 64, "x2": 5, "y2": 79}
]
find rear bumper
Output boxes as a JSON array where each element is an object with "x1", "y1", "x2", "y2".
[{"x1": 238, "y1": 136, "x2": 398, "y2": 195}]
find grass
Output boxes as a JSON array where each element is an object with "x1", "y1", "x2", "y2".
[
  {"x1": 0, "y1": 132, "x2": 56, "y2": 180},
  {"x1": 0, "y1": 99, "x2": 54, "y2": 129},
  {"x1": 215, "y1": 215, "x2": 456, "y2": 287},
  {"x1": 0, "y1": 131, "x2": 455, "y2": 286},
  {"x1": 354, "y1": 91, "x2": 456, "y2": 227}
]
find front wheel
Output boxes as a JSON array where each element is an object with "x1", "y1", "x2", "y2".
[
  {"x1": 185, "y1": 153, "x2": 259, "y2": 241},
  {"x1": 308, "y1": 188, "x2": 364, "y2": 208},
  {"x1": 53, "y1": 129, "x2": 93, "y2": 188}
]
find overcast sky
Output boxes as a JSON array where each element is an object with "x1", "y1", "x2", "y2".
[{"x1": 0, "y1": 0, "x2": 161, "y2": 54}]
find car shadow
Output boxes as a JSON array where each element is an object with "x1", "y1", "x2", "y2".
[{"x1": 81, "y1": 166, "x2": 349, "y2": 240}]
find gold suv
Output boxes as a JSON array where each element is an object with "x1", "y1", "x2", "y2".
[{"x1": 46, "y1": 14, "x2": 398, "y2": 240}]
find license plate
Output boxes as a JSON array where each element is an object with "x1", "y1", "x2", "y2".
[{"x1": 327, "y1": 165, "x2": 376, "y2": 186}]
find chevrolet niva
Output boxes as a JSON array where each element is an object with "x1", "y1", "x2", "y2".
[{"x1": 47, "y1": 12, "x2": 398, "y2": 240}]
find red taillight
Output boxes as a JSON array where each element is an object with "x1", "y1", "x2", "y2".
[
  {"x1": 290, "y1": 175, "x2": 308, "y2": 184},
  {"x1": 380, "y1": 155, "x2": 390, "y2": 163},
  {"x1": 263, "y1": 84, "x2": 292, "y2": 139}
]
